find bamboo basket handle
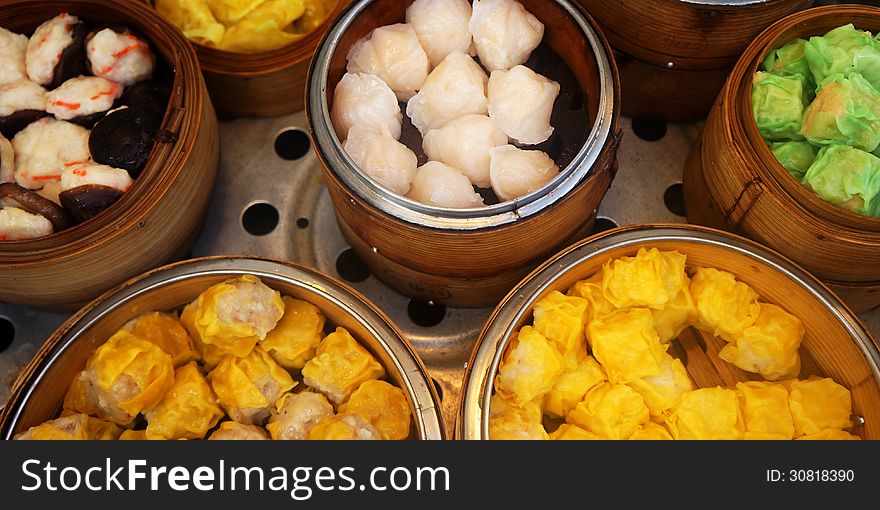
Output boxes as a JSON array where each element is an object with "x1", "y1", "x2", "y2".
[{"x1": 725, "y1": 176, "x2": 765, "y2": 231}]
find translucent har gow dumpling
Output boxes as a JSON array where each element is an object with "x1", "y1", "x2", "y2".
[
  {"x1": 406, "y1": 0, "x2": 474, "y2": 68},
  {"x1": 489, "y1": 144, "x2": 559, "y2": 201},
  {"x1": 422, "y1": 114, "x2": 507, "y2": 188},
  {"x1": 331, "y1": 72, "x2": 402, "y2": 142},
  {"x1": 406, "y1": 51, "x2": 488, "y2": 136},
  {"x1": 343, "y1": 125, "x2": 418, "y2": 196},
  {"x1": 346, "y1": 24, "x2": 430, "y2": 102},
  {"x1": 489, "y1": 65, "x2": 559, "y2": 145},
  {"x1": 407, "y1": 161, "x2": 485, "y2": 208},
  {"x1": 469, "y1": 0, "x2": 544, "y2": 72}
]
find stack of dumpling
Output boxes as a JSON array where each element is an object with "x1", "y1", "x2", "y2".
[
  {"x1": 331, "y1": 0, "x2": 562, "y2": 208},
  {"x1": 489, "y1": 248, "x2": 859, "y2": 440},
  {"x1": 753, "y1": 23, "x2": 880, "y2": 218}
]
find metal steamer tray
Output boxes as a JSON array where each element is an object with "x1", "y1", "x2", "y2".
[{"x1": 2, "y1": 113, "x2": 880, "y2": 436}]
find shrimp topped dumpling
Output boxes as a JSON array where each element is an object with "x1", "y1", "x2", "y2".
[
  {"x1": 406, "y1": 51, "x2": 489, "y2": 136},
  {"x1": 26, "y1": 13, "x2": 87, "y2": 89},
  {"x1": 0, "y1": 27, "x2": 28, "y2": 85},
  {"x1": 46, "y1": 76, "x2": 123, "y2": 124},
  {"x1": 0, "y1": 135, "x2": 14, "y2": 183},
  {"x1": 489, "y1": 144, "x2": 559, "y2": 201},
  {"x1": 266, "y1": 391, "x2": 335, "y2": 440},
  {"x1": 331, "y1": 72, "x2": 402, "y2": 142},
  {"x1": 86, "y1": 28, "x2": 155, "y2": 86},
  {"x1": 407, "y1": 161, "x2": 485, "y2": 208},
  {"x1": 0, "y1": 79, "x2": 48, "y2": 139},
  {"x1": 12, "y1": 117, "x2": 90, "y2": 189},
  {"x1": 346, "y1": 23, "x2": 430, "y2": 102},
  {"x1": 0, "y1": 205, "x2": 53, "y2": 240},
  {"x1": 469, "y1": 0, "x2": 544, "y2": 72},
  {"x1": 406, "y1": 0, "x2": 474, "y2": 68}
]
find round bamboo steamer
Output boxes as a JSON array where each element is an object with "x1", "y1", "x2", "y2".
[
  {"x1": 307, "y1": 0, "x2": 622, "y2": 308},
  {"x1": 577, "y1": 0, "x2": 811, "y2": 121},
  {"x1": 145, "y1": 0, "x2": 351, "y2": 118},
  {"x1": 458, "y1": 225, "x2": 880, "y2": 440},
  {"x1": 0, "y1": 0, "x2": 220, "y2": 311},
  {"x1": 683, "y1": 5, "x2": 880, "y2": 313},
  {"x1": 0, "y1": 256, "x2": 445, "y2": 440}
]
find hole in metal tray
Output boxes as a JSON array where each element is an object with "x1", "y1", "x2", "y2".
[
  {"x1": 335, "y1": 248, "x2": 371, "y2": 283},
  {"x1": 242, "y1": 202, "x2": 280, "y2": 236},
  {"x1": 408, "y1": 300, "x2": 446, "y2": 328},
  {"x1": 274, "y1": 128, "x2": 312, "y2": 161},
  {"x1": 0, "y1": 317, "x2": 13, "y2": 353},
  {"x1": 664, "y1": 182, "x2": 686, "y2": 217}
]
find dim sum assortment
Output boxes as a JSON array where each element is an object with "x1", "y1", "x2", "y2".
[
  {"x1": 0, "y1": 13, "x2": 170, "y2": 241},
  {"x1": 753, "y1": 23, "x2": 880, "y2": 218},
  {"x1": 331, "y1": 0, "x2": 562, "y2": 207},
  {"x1": 14, "y1": 275, "x2": 412, "y2": 441},
  {"x1": 489, "y1": 248, "x2": 858, "y2": 440}
]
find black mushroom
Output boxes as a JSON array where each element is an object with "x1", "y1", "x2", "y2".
[
  {"x1": 0, "y1": 110, "x2": 50, "y2": 139},
  {"x1": 48, "y1": 20, "x2": 87, "y2": 90},
  {"x1": 89, "y1": 106, "x2": 161, "y2": 178},
  {"x1": 0, "y1": 182, "x2": 72, "y2": 231},
  {"x1": 58, "y1": 184, "x2": 124, "y2": 223},
  {"x1": 122, "y1": 80, "x2": 172, "y2": 117}
]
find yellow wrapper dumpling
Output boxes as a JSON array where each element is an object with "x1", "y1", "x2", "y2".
[
  {"x1": 145, "y1": 362, "x2": 225, "y2": 440},
  {"x1": 267, "y1": 391, "x2": 334, "y2": 440},
  {"x1": 181, "y1": 275, "x2": 285, "y2": 367},
  {"x1": 533, "y1": 291, "x2": 589, "y2": 366},
  {"x1": 338, "y1": 380, "x2": 411, "y2": 440},
  {"x1": 629, "y1": 422, "x2": 673, "y2": 440},
  {"x1": 261, "y1": 297, "x2": 325, "y2": 370},
  {"x1": 218, "y1": 0, "x2": 309, "y2": 53},
  {"x1": 787, "y1": 377, "x2": 852, "y2": 437},
  {"x1": 736, "y1": 381, "x2": 795, "y2": 440},
  {"x1": 550, "y1": 424, "x2": 605, "y2": 440},
  {"x1": 666, "y1": 387, "x2": 744, "y2": 440},
  {"x1": 301, "y1": 327, "x2": 385, "y2": 405},
  {"x1": 489, "y1": 394, "x2": 548, "y2": 440},
  {"x1": 567, "y1": 275, "x2": 616, "y2": 323},
  {"x1": 14, "y1": 414, "x2": 121, "y2": 440},
  {"x1": 567, "y1": 383, "x2": 650, "y2": 440},
  {"x1": 308, "y1": 413, "x2": 383, "y2": 440},
  {"x1": 494, "y1": 326, "x2": 565, "y2": 405},
  {"x1": 62, "y1": 372, "x2": 97, "y2": 416},
  {"x1": 652, "y1": 285, "x2": 699, "y2": 343},
  {"x1": 627, "y1": 353, "x2": 693, "y2": 420},
  {"x1": 588, "y1": 308, "x2": 667, "y2": 384},
  {"x1": 208, "y1": 348, "x2": 296, "y2": 425},
  {"x1": 155, "y1": 0, "x2": 226, "y2": 46},
  {"x1": 208, "y1": 421, "x2": 270, "y2": 440},
  {"x1": 119, "y1": 430, "x2": 148, "y2": 440},
  {"x1": 127, "y1": 312, "x2": 199, "y2": 368},
  {"x1": 82, "y1": 330, "x2": 175, "y2": 425},
  {"x1": 543, "y1": 355, "x2": 606, "y2": 419},
  {"x1": 601, "y1": 248, "x2": 688, "y2": 309},
  {"x1": 720, "y1": 304, "x2": 803, "y2": 381},
  {"x1": 797, "y1": 429, "x2": 860, "y2": 440},
  {"x1": 690, "y1": 267, "x2": 761, "y2": 342}
]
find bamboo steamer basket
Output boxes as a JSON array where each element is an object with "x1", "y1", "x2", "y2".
[
  {"x1": 683, "y1": 5, "x2": 880, "y2": 313},
  {"x1": 307, "y1": 0, "x2": 622, "y2": 308},
  {"x1": 457, "y1": 225, "x2": 880, "y2": 440},
  {"x1": 146, "y1": 0, "x2": 351, "y2": 117},
  {"x1": 0, "y1": 256, "x2": 445, "y2": 440},
  {"x1": 578, "y1": 0, "x2": 811, "y2": 121},
  {"x1": 0, "y1": 0, "x2": 220, "y2": 312}
]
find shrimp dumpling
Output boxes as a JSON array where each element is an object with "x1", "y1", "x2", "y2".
[
  {"x1": 406, "y1": 0, "x2": 474, "y2": 67},
  {"x1": 331, "y1": 72, "x2": 402, "y2": 142},
  {"x1": 489, "y1": 145, "x2": 559, "y2": 201},
  {"x1": 407, "y1": 161, "x2": 485, "y2": 209},
  {"x1": 422, "y1": 114, "x2": 507, "y2": 188},
  {"x1": 488, "y1": 65, "x2": 559, "y2": 145},
  {"x1": 343, "y1": 125, "x2": 418, "y2": 196},
  {"x1": 469, "y1": 0, "x2": 544, "y2": 72},
  {"x1": 406, "y1": 51, "x2": 488, "y2": 135},
  {"x1": 346, "y1": 24, "x2": 430, "y2": 102}
]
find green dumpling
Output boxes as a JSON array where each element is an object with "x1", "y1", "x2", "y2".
[
  {"x1": 801, "y1": 73, "x2": 880, "y2": 152},
  {"x1": 752, "y1": 72, "x2": 807, "y2": 141},
  {"x1": 805, "y1": 24, "x2": 880, "y2": 91},
  {"x1": 771, "y1": 141, "x2": 819, "y2": 179},
  {"x1": 763, "y1": 38, "x2": 815, "y2": 98},
  {"x1": 802, "y1": 145, "x2": 880, "y2": 217}
]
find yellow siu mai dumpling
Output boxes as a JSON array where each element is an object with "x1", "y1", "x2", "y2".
[
  {"x1": 587, "y1": 308, "x2": 667, "y2": 384},
  {"x1": 308, "y1": 413, "x2": 383, "y2": 440},
  {"x1": 532, "y1": 290, "x2": 589, "y2": 366},
  {"x1": 62, "y1": 372, "x2": 97, "y2": 416},
  {"x1": 652, "y1": 285, "x2": 699, "y2": 343},
  {"x1": 14, "y1": 414, "x2": 121, "y2": 440},
  {"x1": 666, "y1": 387, "x2": 744, "y2": 440},
  {"x1": 261, "y1": 297, "x2": 325, "y2": 370},
  {"x1": 627, "y1": 353, "x2": 693, "y2": 420},
  {"x1": 550, "y1": 424, "x2": 606, "y2": 440},
  {"x1": 629, "y1": 422, "x2": 673, "y2": 440},
  {"x1": 81, "y1": 329, "x2": 175, "y2": 426},
  {"x1": 543, "y1": 355, "x2": 606, "y2": 419},
  {"x1": 736, "y1": 381, "x2": 795, "y2": 440},
  {"x1": 797, "y1": 429, "x2": 860, "y2": 440},
  {"x1": 494, "y1": 326, "x2": 565, "y2": 405},
  {"x1": 217, "y1": 0, "x2": 310, "y2": 53},
  {"x1": 181, "y1": 275, "x2": 285, "y2": 367},
  {"x1": 720, "y1": 304, "x2": 803, "y2": 381},
  {"x1": 567, "y1": 383, "x2": 650, "y2": 440},
  {"x1": 208, "y1": 421, "x2": 270, "y2": 440},
  {"x1": 119, "y1": 429, "x2": 148, "y2": 440},
  {"x1": 301, "y1": 327, "x2": 385, "y2": 405},
  {"x1": 155, "y1": 0, "x2": 226, "y2": 46},
  {"x1": 787, "y1": 377, "x2": 852, "y2": 437},
  {"x1": 567, "y1": 274, "x2": 617, "y2": 323},
  {"x1": 145, "y1": 362, "x2": 225, "y2": 440},
  {"x1": 338, "y1": 380, "x2": 411, "y2": 440},
  {"x1": 690, "y1": 267, "x2": 761, "y2": 342},
  {"x1": 208, "y1": 348, "x2": 296, "y2": 425},
  {"x1": 489, "y1": 393, "x2": 548, "y2": 440},
  {"x1": 128, "y1": 311, "x2": 199, "y2": 367},
  {"x1": 266, "y1": 391, "x2": 334, "y2": 440},
  {"x1": 600, "y1": 248, "x2": 688, "y2": 310}
]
